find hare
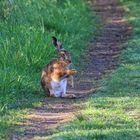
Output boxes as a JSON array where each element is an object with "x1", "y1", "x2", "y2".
[
  {"x1": 52, "y1": 36, "x2": 75, "y2": 88},
  {"x1": 41, "y1": 37, "x2": 77, "y2": 98}
]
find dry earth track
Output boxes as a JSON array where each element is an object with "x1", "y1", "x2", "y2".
[{"x1": 11, "y1": 0, "x2": 131, "y2": 139}]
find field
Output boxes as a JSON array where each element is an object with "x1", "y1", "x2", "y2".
[{"x1": 0, "y1": 0, "x2": 140, "y2": 139}]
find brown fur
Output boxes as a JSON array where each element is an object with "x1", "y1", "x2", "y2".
[
  {"x1": 41, "y1": 59, "x2": 77, "y2": 97},
  {"x1": 41, "y1": 37, "x2": 77, "y2": 98}
]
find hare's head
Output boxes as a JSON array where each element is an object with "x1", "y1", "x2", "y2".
[
  {"x1": 52, "y1": 36, "x2": 71, "y2": 64},
  {"x1": 49, "y1": 59, "x2": 76, "y2": 79},
  {"x1": 50, "y1": 60, "x2": 68, "y2": 77}
]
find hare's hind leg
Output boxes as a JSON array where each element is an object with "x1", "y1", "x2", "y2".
[{"x1": 61, "y1": 93, "x2": 76, "y2": 98}]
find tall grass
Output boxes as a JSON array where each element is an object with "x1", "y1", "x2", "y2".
[
  {"x1": 45, "y1": 0, "x2": 140, "y2": 140},
  {"x1": 0, "y1": 0, "x2": 97, "y2": 107},
  {"x1": 0, "y1": 0, "x2": 97, "y2": 139}
]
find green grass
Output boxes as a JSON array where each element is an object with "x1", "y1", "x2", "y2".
[
  {"x1": 0, "y1": 0, "x2": 98, "y2": 139},
  {"x1": 44, "y1": 1, "x2": 140, "y2": 140}
]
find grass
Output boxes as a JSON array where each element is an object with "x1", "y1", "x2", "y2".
[
  {"x1": 1, "y1": 0, "x2": 140, "y2": 139},
  {"x1": 43, "y1": 0, "x2": 140, "y2": 140},
  {"x1": 0, "y1": 0, "x2": 98, "y2": 139}
]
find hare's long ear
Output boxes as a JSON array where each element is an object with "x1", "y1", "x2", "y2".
[{"x1": 52, "y1": 36, "x2": 62, "y2": 51}]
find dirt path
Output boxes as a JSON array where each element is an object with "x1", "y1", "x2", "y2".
[{"x1": 11, "y1": 0, "x2": 131, "y2": 139}]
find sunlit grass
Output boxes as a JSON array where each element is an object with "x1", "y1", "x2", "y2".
[{"x1": 46, "y1": 97, "x2": 140, "y2": 140}]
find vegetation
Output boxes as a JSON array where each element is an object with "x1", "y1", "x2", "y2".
[
  {"x1": 1, "y1": 0, "x2": 139, "y2": 139},
  {"x1": 45, "y1": 0, "x2": 140, "y2": 139},
  {"x1": 0, "y1": 0, "x2": 97, "y2": 139}
]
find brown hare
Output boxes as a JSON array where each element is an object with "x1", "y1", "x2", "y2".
[{"x1": 41, "y1": 37, "x2": 77, "y2": 98}]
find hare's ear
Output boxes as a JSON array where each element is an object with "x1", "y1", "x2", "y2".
[{"x1": 52, "y1": 36, "x2": 62, "y2": 51}]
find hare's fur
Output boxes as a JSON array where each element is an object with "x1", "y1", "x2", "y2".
[{"x1": 41, "y1": 37, "x2": 77, "y2": 98}]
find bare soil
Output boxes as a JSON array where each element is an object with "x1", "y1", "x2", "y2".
[{"x1": 11, "y1": 0, "x2": 131, "y2": 139}]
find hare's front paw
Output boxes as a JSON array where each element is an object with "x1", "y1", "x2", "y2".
[
  {"x1": 70, "y1": 69, "x2": 77, "y2": 74},
  {"x1": 67, "y1": 69, "x2": 77, "y2": 75}
]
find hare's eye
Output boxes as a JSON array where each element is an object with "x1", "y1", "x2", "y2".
[{"x1": 61, "y1": 54, "x2": 65, "y2": 57}]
